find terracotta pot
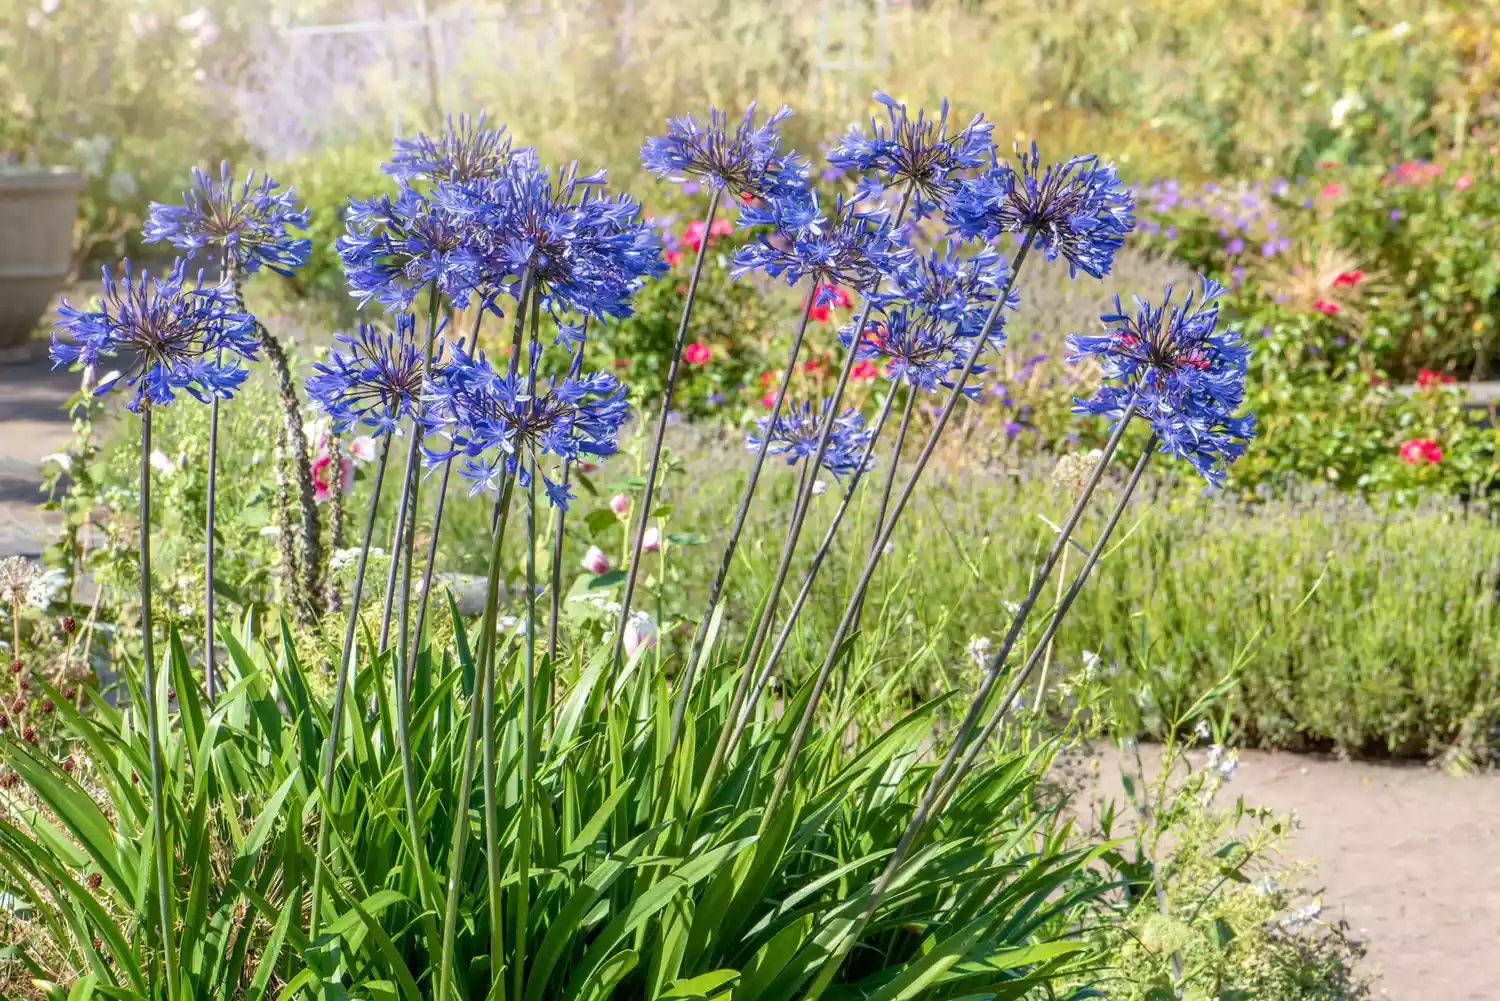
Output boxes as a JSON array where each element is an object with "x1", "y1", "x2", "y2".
[{"x1": 0, "y1": 167, "x2": 82, "y2": 352}]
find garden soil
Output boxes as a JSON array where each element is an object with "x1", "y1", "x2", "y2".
[{"x1": 1086, "y1": 745, "x2": 1500, "y2": 1001}]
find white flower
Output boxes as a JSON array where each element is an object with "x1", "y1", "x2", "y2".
[
  {"x1": 811, "y1": 480, "x2": 828, "y2": 496},
  {"x1": 966, "y1": 635, "x2": 992, "y2": 668},
  {"x1": 1206, "y1": 744, "x2": 1239, "y2": 781},
  {"x1": 1081, "y1": 649, "x2": 1102, "y2": 678},
  {"x1": 24, "y1": 569, "x2": 67, "y2": 609},
  {"x1": 1390, "y1": 20, "x2": 1410, "y2": 37},
  {"x1": 580, "y1": 546, "x2": 610, "y2": 576},
  {"x1": 40, "y1": 451, "x2": 72, "y2": 471},
  {"x1": 329, "y1": 547, "x2": 365, "y2": 572},
  {"x1": 1329, "y1": 90, "x2": 1364, "y2": 129},
  {"x1": 1193, "y1": 719, "x2": 1212, "y2": 742},
  {"x1": 349, "y1": 436, "x2": 378, "y2": 463},
  {"x1": 1001, "y1": 600, "x2": 1021, "y2": 615},
  {"x1": 304, "y1": 418, "x2": 333, "y2": 453},
  {"x1": 1278, "y1": 899, "x2": 1323, "y2": 933},
  {"x1": 882, "y1": 541, "x2": 894, "y2": 555},
  {"x1": 259, "y1": 526, "x2": 281, "y2": 538},
  {"x1": 149, "y1": 450, "x2": 176, "y2": 477},
  {"x1": 640, "y1": 526, "x2": 660, "y2": 553},
  {"x1": 624, "y1": 610, "x2": 656, "y2": 657},
  {"x1": 498, "y1": 615, "x2": 520, "y2": 633},
  {"x1": 609, "y1": 494, "x2": 630, "y2": 517}
]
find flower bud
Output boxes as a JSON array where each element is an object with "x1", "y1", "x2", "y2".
[{"x1": 609, "y1": 493, "x2": 630, "y2": 517}]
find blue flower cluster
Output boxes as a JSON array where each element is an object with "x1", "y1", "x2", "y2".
[
  {"x1": 143, "y1": 162, "x2": 311, "y2": 277},
  {"x1": 829, "y1": 92, "x2": 992, "y2": 213},
  {"x1": 306, "y1": 313, "x2": 431, "y2": 436},
  {"x1": 434, "y1": 161, "x2": 666, "y2": 328},
  {"x1": 338, "y1": 185, "x2": 485, "y2": 312},
  {"x1": 50, "y1": 260, "x2": 257, "y2": 412},
  {"x1": 424, "y1": 340, "x2": 630, "y2": 508},
  {"x1": 641, "y1": 102, "x2": 808, "y2": 198},
  {"x1": 747, "y1": 400, "x2": 875, "y2": 480},
  {"x1": 384, "y1": 112, "x2": 525, "y2": 184},
  {"x1": 1067, "y1": 277, "x2": 1256, "y2": 485},
  {"x1": 732, "y1": 191, "x2": 915, "y2": 301},
  {"x1": 946, "y1": 142, "x2": 1135, "y2": 280}
]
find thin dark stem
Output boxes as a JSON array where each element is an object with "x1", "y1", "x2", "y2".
[
  {"x1": 756, "y1": 231, "x2": 1037, "y2": 838},
  {"x1": 480, "y1": 475, "x2": 515, "y2": 968},
  {"x1": 804, "y1": 433, "x2": 1157, "y2": 1001},
  {"x1": 661, "y1": 283, "x2": 818, "y2": 740},
  {"x1": 376, "y1": 450, "x2": 412, "y2": 653},
  {"x1": 725, "y1": 387, "x2": 898, "y2": 757},
  {"x1": 407, "y1": 303, "x2": 491, "y2": 684},
  {"x1": 548, "y1": 460, "x2": 569, "y2": 672},
  {"x1": 515, "y1": 469, "x2": 538, "y2": 1001},
  {"x1": 309, "y1": 432, "x2": 393, "y2": 939},
  {"x1": 611, "y1": 188, "x2": 723, "y2": 673},
  {"x1": 138, "y1": 407, "x2": 179, "y2": 1001},
  {"x1": 204, "y1": 399, "x2": 220, "y2": 701},
  {"x1": 872, "y1": 385, "x2": 916, "y2": 545}
]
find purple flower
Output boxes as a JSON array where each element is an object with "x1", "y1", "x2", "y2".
[
  {"x1": 1067, "y1": 276, "x2": 1256, "y2": 485},
  {"x1": 337, "y1": 184, "x2": 484, "y2": 312},
  {"x1": 50, "y1": 259, "x2": 257, "y2": 412},
  {"x1": 144, "y1": 162, "x2": 311, "y2": 276},
  {"x1": 828, "y1": 91, "x2": 992, "y2": 210},
  {"x1": 384, "y1": 112, "x2": 527, "y2": 183},
  {"x1": 945, "y1": 142, "x2": 1135, "y2": 279},
  {"x1": 641, "y1": 102, "x2": 808, "y2": 198},
  {"x1": 305, "y1": 313, "x2": 429, "y2": 435},
  {"x1": 732, "y1": 189, "x2": 914, "y2": 297},
  {"x1": 747, "y1": 399, "x2": 875, "y2": 480}
]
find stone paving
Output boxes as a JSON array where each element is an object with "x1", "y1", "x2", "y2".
[{"x1": 0, "y1": 345, "x2": 79, "y2": 560}]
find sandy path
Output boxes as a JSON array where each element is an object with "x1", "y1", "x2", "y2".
[{"x1": 1087, "y1": 746, "x2": 1500, "y2": 1000}]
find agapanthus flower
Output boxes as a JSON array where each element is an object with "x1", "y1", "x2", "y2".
[
  {"x1": 886, "y1": 242, "x2": 1017, "y2": 346},
  {"x1": 746, "y1": 400, "x2": 875, "y2": 480},
  {"x1": 1067, "y1": 277, "x2": 1255, "y2": 485},
  {"x1": 829, "y1": 92, "x2": 992, "y2": 211},
  {"x1": 841, "y1": 306, "x2": 995, "y2": 396},
  {"x1": 50, "y1": 259, "x2": 257, "y2": 412},
  {"x1": 733, "y1": 190, "x2": 914, "y2": 301},
  {"x1": 338, "y1": 184, "x2": 484, "y2": 312},
  {"x1": 305, "y1": 313, "x2": 429, "y2": 435},
  {"x1": 144, "y1": 163, "x2": 311, "y2": 276},
  {"x1": 424, "y1": 340, "x2": 630, "y2": 508},
  {"x1": 641, "y1": 102, "x2": 809, "y2": 198},
  {"x1": 384, "y1": 112, "x2": 528, "y2": 183},
  {"x1": 434, "y1": 160, "x2": 666, "y2": 331},
  {"x1": 947, "y1": 142, "x2": 1135, "y2": 279}
]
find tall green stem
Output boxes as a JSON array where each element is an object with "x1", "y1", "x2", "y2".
[
  {"x1": 611, "y1": 188, "x2": 723, "y2": 671},
  {"x1": 309, "y1": 433, "x2": 394, "y2": 940},
  {"x1": 515, "y1": 469, "x2": 538, "y2": 1001},
  {"x1": 660, "y1": 284, "x2": 818, "y2": 738},
  {"x1": 756, "y1": 231, "x2": 1038, "y2": 837},
  {"x1": 802, "y1": 434, "x2": 1157, "y2": 1001},
  {"x1": 138, "y1": 406, "x2": 179, "y2": 1001}
]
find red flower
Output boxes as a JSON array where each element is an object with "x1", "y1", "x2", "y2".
[
  {"x1": 1312, "y1": 298, "x2": 1341, "y2": 315},
  {"x1": 683, "y1": 218, "x2": 732, "y2": 251},
  {"x1": 802, "y1": 357, "x2": 825, "y2": 374},
  {"x1": 740, "y1": 191, "x2": 756, "y2": 204},
  {"x1": 684, "y1": 342, "x2": 711, "y2": 365},
  {"x1": 665, "y1": 249, "x2": 683, "y2": 267},
  {"x1": 761, "y1": 389, "x2": 778, "y2": 409},
  {"x1": 851, "y1": 360, "x2": 879, "y2": 381},
  {"x1": 1399, "y1": 437, "x2": 1443, "y2": 466},
  {"x1": 1416, "y1": 368, "x2": 1455, "y2": 388},
  {"x1": 1320, "y1": 183, "x2": 1342, "y2": 200},
  {"x1": 759, "y1": 369, "x2": 777, "y2": 390},
  {"x1": 611, "y1": 357, "x2": 632, "y2": 368},
  {"x1": 1331, "y1": 270, "x2": 1363, "y2": 288}
]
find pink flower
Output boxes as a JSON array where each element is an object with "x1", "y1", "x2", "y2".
[
  {"x1": 577, "y1": 461, "x2": 600, "y2": 474},
  {"x1": 641, "y1": 526, "x2": 660, "y2": 553},
  {"x1": 1457, "y1": 174, "x2": 1473, "y2": 190},
  {"x1": 581, "y1": 546, "x2": 611, "y2": 575},
  {"x1": 349, "y1": 436, "x2": 378, "y2": 463},
  {"x1": 684, "y1": 342, "x2": 711, "y2": 365},
  {"x1": 665, "y1": 249, "x2": 683, "y2": 267},
  {"x1": 1331, "y1": 270, "x2": 1363, "y2": 288},
  {"x1": 311, "y1": 452, "x2": 354, "y2": 504},
  {"x1": 851, "y1": 360, "x2": 879, "y2": 381},
  {"x1": 623, "y1": 610, "x2": 657, "y2": 657},
  {"x1": 682, "y1": 217, "x2": 731, "y2": 252},
  {"x1": 610, "y1": 493, "x2": 630, "y2": 517},
  {"x1": 1320, "y1": 183, "x2": 1342, "y2": 200},
  {"x1": 1416, "y1": 368, "x2": 1455, "y2": 388},
  {"x1": 1312, "y1": 298, "x2": 1341, "y2": 315},
  {"x1": 761, "y1": 389, "x2": 778, "y2": 409},
  {"x1": 1399, "y1": 437, "x2": 1443, "y2": 466}
]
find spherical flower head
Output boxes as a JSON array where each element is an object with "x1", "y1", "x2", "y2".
[
  {"x1": 946, "y1": 142, "x2": 1136, "y2": 280},
  {"x1": 305, "y1": 312, "x2": 429, "y2": 435},
  {"x1": 1066, "y1": 276, "x2": 1256, "y2": 485},
  {"x1": 841, "y1": 305, "x2": 997, "y2": 397},
  {"x1": 338, "y1": 183, "x2": 484, "y2": 312},
  {"x1": 435, "y1": 159, "x2": 666, "y2": 329},
  {"x1": 886, "y1": 242, "x2": 1018, "y2": 344},
  {"x1": 732, "y1": 190, "x2": 914, "y2": 299},
  {"x1": 384, "y1": 112, "x2": 528, "y2": 184},
  {"x1": 747, "y1": 399, "x2": 875, "y2": 480},
  {"x1": 50, "y1": 259, "x2": 257, "y2": 412},
  {"x1": 144, "y1": 163, "x2": 311, "y2": 277},
  {"x1": 641, "y1": 102, "x2": 809, "y2": 198},
  {"x1": 828, "y1": 92, "x2": 993, "y2": 210},
  {"x1": 424, "y1": 340, "x2": 630, "y2": 509}
]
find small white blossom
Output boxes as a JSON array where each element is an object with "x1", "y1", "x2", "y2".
[
  {"x1": 811, "y1": 480, "x2": 828, "y2": 496},
  {"x1": 1206, "y1": 744, "x2": 1239, "y2": 781},
  {"x1": 1193, "y1": 719, "x2": 1212, "y2": 742},
  {"x1": 966, "y1": 635, "x2": 992, "y2": 668}
]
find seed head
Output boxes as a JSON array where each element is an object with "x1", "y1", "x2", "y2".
[{"x1": 62, "y1": 615, "x2": 76, "y2": 634}]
